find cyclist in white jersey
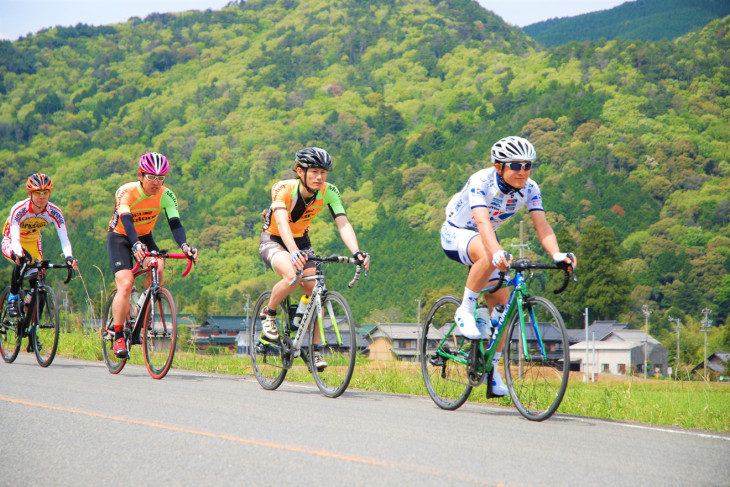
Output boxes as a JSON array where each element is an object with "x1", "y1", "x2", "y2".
[{"x1": 440, "y1": 136, "x2": 576, "y2": 396}]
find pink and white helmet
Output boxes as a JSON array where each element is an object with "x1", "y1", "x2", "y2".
[{"x1": 138, "y1": 152, "x2": 169, "y2": 176}]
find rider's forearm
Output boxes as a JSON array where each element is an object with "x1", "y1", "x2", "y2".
[
  {"x1": 274, "y1": 209, "x2": 299, "y2": 253},
  {"x1": 334, "y1": 215, "x2": 360, "y2": 254},
  {"x1": 120, "y1": 213, "x2": 140, "y2": 244},
  {"x1": 167, "y1": 217, "x2": 188, "y2": 248},
  {"x1": 534, "y1": 215, "x2": 560, "y2": 256}
]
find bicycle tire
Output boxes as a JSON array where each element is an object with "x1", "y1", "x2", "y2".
[
  {"x1": 249, "y1": 291, "x2": 289, "y2": 390},
  {"x1": 0, "y1": 286, "x2": 22, "y2": 363},
  {"x1": 101, "y1": 288, "x2": 128, "y2": 374},
  {"x1": 420, "y1": 295, "x2": 473, "y2": 410},
  {"x1": 142, "y1": 288, "x2": 177, "y2": 379},
  {"x1": 309, "y1": 290, "x2": 357, "y2": 398},
  {"x1": 503, "y1": 295, "x2": 570, "y2": 421},
  {"x1": 33, "y1": 285, "x2": 60, "y2": 367}
]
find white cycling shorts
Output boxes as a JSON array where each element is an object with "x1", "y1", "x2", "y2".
[{"x1": 440, "y1": 222, "x2": 501, "y2": 282}]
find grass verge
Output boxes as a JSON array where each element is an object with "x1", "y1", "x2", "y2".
[{"x1": 51, "y1": 329, "x2": 730, "y2": 433}]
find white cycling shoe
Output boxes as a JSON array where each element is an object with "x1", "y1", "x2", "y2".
[
  {"x1": 455, "y1": 306, "x2": 490, "y2": 339},
  {"x1": 484, "y1": 368, "x2": 509, "y2": 397}
]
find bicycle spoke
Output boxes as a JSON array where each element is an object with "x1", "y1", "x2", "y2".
[
  {"x1": 310, "y1": 291, "x2": 356, "y2": 398},
  {"x1": 143, "y1": 288, "x2": 177, "y2": 379},
  {"x1": 101, "y1": 289, "x2": 128, "y2": 374},
  {"x1": 0, "y1": 287, "x2": 22, "y2": 363},
  {"x1": 249, "y1": 291, "x2": 288, "y2": 390},
  {"x1": 420, "y1": 295, "x2": 472, "y2": 410},
  {"x1": 504, "y1": 296, "x2": 569, "y2": 421},
  {"x1": 33, "y1": 286, "x2": 60, "y2": 367}
]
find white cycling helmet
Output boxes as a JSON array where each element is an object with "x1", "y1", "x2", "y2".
[{"x1": 490, "y1": 136, "x2": 536, "y2": 163}]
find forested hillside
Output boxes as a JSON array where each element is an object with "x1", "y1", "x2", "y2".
[
  {"x1": 523, "y1": 0, "x2": 730, "y2": 46},
  {"x1": 1, "y1": 0, "x2": 729, "y2": 365}
]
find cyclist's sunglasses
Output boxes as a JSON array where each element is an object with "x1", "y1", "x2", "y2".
[
  {"x1": 143, "y1": 173, "x2": 166, "y2": 182},
  {"x1": 33, "y1": 190, "x2": 51, "y2": 196},
  {"x1": 500, "y1": 162, "x2": 533, "y2": 171}
]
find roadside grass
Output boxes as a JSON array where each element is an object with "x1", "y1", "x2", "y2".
[{"x1": 54, "y1": 329, "x2": 730, "y2": 433}]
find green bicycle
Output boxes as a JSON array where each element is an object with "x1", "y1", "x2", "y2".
[{"x1": 420, "y1": 258, "x2": 576, "y2": 421}]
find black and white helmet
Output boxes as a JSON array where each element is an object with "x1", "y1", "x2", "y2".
[
  {"x1": 295, "y1": 147, "x2": 333, "y2": 170},
  {"x1": 490, "y1": 136, "x2": 536, "y2": 163}
]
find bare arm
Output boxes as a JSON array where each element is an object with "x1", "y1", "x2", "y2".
[
  {"x1": 334, "y1": 214, "x2": 369, "y2": 271},
  {"x1": 273, "y1": 208, "x2": 298, "y2": 254},
  {"x1": 531, "y1": 210, "x2": 560, "y2": 255}
]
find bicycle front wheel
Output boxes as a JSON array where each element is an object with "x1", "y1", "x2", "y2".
[
  {"x1": 249, "y1": 291, "x2": 288, "y2": 390},
  {"x1": 309, "y1": 291, "x2": 356, "y2": 398},
  {"x1": 101, "y1": 289, "x2": 128, "y2": 374},
  {"x1": 420, "y1": 295, "x2": 473, "y2": 410},
  {"x1": 33, "y1": 285, "x2": 60, "y2": 367},
  {"x1": 142, "y1": 288, "x2": 177, "y2": 379},
  {"x1": 504, "y1": 296, "x2": 570, "y2": 421},
  {"x1": 0, "y1": 286, "x2": 22, "y2": 363}
]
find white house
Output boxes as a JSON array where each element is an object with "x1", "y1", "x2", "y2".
[{"x1": 570, "y1": 325, "x2": 668, "y2": 377}]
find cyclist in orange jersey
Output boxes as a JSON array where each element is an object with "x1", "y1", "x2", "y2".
[
  {"x1": 258, "y1": 147, "x2": 370, "y2": 369},
  {"x1": 2, "y1": 173, "x2": 78, "y2": 317},
  {"x1": 106, "y1": 152, "x2": 198, "y2": 358}
]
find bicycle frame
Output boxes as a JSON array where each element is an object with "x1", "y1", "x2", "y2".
[
  {"x1": 435, "y1": 260, "x2": 573, "y2": 377},
  {"x1": 285, "y1": 256, "x2": 361, "y2": 361},
  {"x1": 250, "y1": 253, "x2": 363, "y2": 398},
  {"x1": 0, "y1": 260, "x2": 71, "y2": 366}
]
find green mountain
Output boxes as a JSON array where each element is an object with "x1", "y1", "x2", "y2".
[
  {"x1": 523, "y1": 0, "x2": 730, "y2": 47},
  {"x1": 1, "y1": 0, "x2": 729, "y2": 364}
]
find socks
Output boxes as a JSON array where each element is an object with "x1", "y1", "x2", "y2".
[{"x1": 459, "y1": 287, "x2": 480, "y2": 314}]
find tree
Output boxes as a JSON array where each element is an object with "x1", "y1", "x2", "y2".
[
  {"x1": 195, "y1": 290, "x2": 212, "y2": 325},
  {"x1": 573, "y1": 221, "x2": 631, "y2": 320}
]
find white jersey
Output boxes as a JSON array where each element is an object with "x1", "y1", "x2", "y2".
[{"x1": 444, "y1": 167, "x2": 543, "y2": 231}]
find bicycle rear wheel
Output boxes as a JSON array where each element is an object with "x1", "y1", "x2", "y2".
[
  {"x1": 33, "y1": 285, "x2": 60, "y2": 367},
  {"x1": 420, "y1": 295, "x2": 473, "y2": 410},
  {"x1": 504, "y1": 296, "x2": 570, "y2": 421},
  {"x1": 101, "y1": 289, "x2": 128, "y2": 374},
  {"x1": 142, "y1": 288, "x2": 177, "y2": 379},
  {"x1": 249, "y1": 291, "x2": 289, "y2": 390},
  {"x1": 0, "y1": 286, "x2": 22, "y2": 363},
  {"x1": 309, "y1": 291, "x2": 356, "y2": 398}
]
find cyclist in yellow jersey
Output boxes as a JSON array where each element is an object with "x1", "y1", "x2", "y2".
[
  {"x1": 2, "y1": 173, "x2": 78, "y2": 317},
  {"x1": 106, "y1": 152, "x2": 198, "y2": 358},
  {"x1": 258, "y1": 147, "x2": 370, "y2": 368}
]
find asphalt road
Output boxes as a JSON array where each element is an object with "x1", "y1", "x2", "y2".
[{"x1": 1, "y1": 354, "x2": 728, "y2": 486}]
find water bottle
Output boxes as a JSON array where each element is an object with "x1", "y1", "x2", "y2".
[
  {"x1": 133, "y1": 289, "x2": 148, "y2": 318},
  {"x1": 292, "y1": 295, "x2": 309, "y2": 329},
  {"x1": 490, "y1": 303, "x2": 506, "y2": 333},
  {"x1": 475, "y1": 305, "x2": 490, "y2": 338},
  {"x1": 131, "y1": 288, "x2": 140, "y2": 316}
]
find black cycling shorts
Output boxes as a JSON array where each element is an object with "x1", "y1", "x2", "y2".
[{"x1": 107, "y1": 232, "x2": 158, "y2": 274}]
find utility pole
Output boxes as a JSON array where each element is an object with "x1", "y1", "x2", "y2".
[
  {"x1": 641, "y1": 305, "x2": 651, "y2": 379},
  {"x1": 584, "y1": 307, "x2": 589, "y2": 382},
  {"x1": 668, "y1": 315, "x2": 682, "y2": 380},
  {"x1": 243, "y1": 294, "x2": 250, "y2": 356},
  {"x1": 700, "y1": 308, "x2": 712, "y2": 381},
  {"x1": 415, "y1": 299, "x2": 422, "y2": 363},
  {"x1": 510, "y1": 220, "x2": 530, "y2": 258}
]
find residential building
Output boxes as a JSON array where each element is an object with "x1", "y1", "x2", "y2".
[
  {"x1": 691, "y1": 351, "x2": 730, "y2": 380},
  {"x1": 569, "y1": 320, "x2": 668, "y2": 377}
]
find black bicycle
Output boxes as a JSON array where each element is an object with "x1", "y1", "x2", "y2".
[
  {"x1": 100, "y1": 250, "x2": 193, "y2": 379},
  {"x1": 0, "y1": 259, "x2": 73, "y2": 367}
]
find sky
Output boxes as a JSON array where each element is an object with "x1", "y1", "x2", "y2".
[{"x1": 0, "y1": 0, "x2": 631, "y2": 41}]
